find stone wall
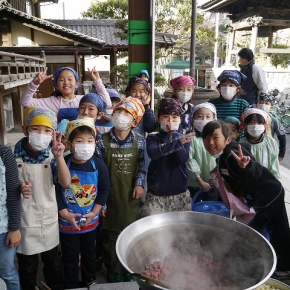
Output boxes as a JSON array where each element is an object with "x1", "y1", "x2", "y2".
[{"x1": 264, "y1": 68, "x2": 290, "y2": 94}]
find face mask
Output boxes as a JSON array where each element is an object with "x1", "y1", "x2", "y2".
[
  {"x1": 257, "y1": 104, "x2": 271, "y2": 113},
  {"x1": 177, "y1": 92, "x2": 192, "y2": 103},
  {"x1": 160, "y1": 121, "x2": 180, "y2": 132},
  {"x1": 193, "y1": 120, "x2": 210, "y2": 132},
  {"x1": 111, "y1": 113, "x2": 132, "y2": 130},
  {"x1": 211, "y1": 150, "x2": 223, "y2": 159},
  {"x1": 76, "y1": 115, "x2": 95, "y2": 121},
  {"x1": 220, "y1": 87, "x2": 236, "y2": 99},
  {"x1": 247, "y1": 124, "x2": 265, "y2": 137},
  {"x1": 28, "y1": 132, "x2": 52, "y2": 151},
  {"x1": 73, "y1": 144, "x2": 95, "y2": 161},
  {"x1": 103, "y1": 109, "x2": 114, "y2": 121}
]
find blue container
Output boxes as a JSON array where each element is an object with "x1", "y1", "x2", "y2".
[{"x1": 192, "y1": 201, "x2": 230, "y2": 218}]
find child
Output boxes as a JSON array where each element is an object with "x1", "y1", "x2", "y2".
[
  {"x1": 142, "y1": 98, "x2": 194, "y2": 216},
  {"x1": 125, "y1": 76, "x2": 156, "y2": 135},
  {"x1": 95, "y1": 88, "x2": 121, "y2": 134},
  {"x1": 96, "y1": 97, "x2": 146, "y2": 283},
  {"x1": 224, "y1": 116, "x2": 240, "y2": 141},
  {"x1": 240, "y1": 108, "x2": 281, "y2": 180},
  {"x1": 138, "y1": 69, "x2": 150, "y2": 82},
  {"x1": 170, "y1": 75, "x2": 196, "y2": 134},
  {"x1": 208, "y1": 70, "x2": 249, "y2": 138},
  {"x1": 20, "y1": 67, "x2": 111, "y2": 123},
  {"x1": 14, "y1": 107, "x2": 64, "y2": 290},
  {"x1": 257, "y1": 92, "x2": 286, "y2": 161},
  {"x1": 186, "y1": 102, "x2": 217, "y2": 200},
  {"x1": 202, "y1": 120, "x2": 290, "y2": 276},
  {"x1": 0, "y1": 144, "x2": 21, "y2": 290},
  {"x1": 55, "y1": 118, "x2": 110, "y2": 288}
]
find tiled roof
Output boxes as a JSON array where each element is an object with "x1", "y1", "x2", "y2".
[
  {"x1": 198, "y1": 0, "x2": 237, "y2": 11},
  {"x1": 0, "y1": 2, "x2": 105, "y2": 50}
]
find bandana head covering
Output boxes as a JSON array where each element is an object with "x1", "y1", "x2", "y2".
[
  {"x1": 217, "y1": 70, "x2": 247, "y2": 86},
  {"x1": 158, "y1": 98, "x2": 182, "y2": 117},
  {"x1": 24, "y1": 106, "x2": 57, "y2": 130},
  {"x1": 64, "y1": 117, "x2": 96, "y2": 139},
  {"x1": 242, "y1": 108, "x2": 268, "y2": 123},
  {"x1": 53, "y1": 67, "x2": 81, "y2": 93},
  {"x1": 80, "y1": 93, "x2": 107, "y2": 112},
  {"x1": 169, "y1": 76, "x2": 196, "y2": 90},
  {"x1": 223, "y1": 116, "x2": 240, "y2": 130},
  {"x1": 138, "y1": 69, "x2": 150, "y2": 79},
  {"x1": 125, "y1": 77, "x2": 151, "y2": 97},
  {"x1": 192, "y1": 102, "x2": 217, "y2": 120},
  {"x1": 258, "y1": 92, "x2": 276, "y2": 105},
  {"x1": 106, "y1": 88, "x2": 121, "y2": 101},
  {"x1": 114, "y1": 97, "x2": 145, "y2": 124}
]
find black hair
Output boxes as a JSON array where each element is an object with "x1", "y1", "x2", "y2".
[
  {"x1": 111, "y1": 97, "x2": 121, "y2": 103},
  {"x1": 244, "y1": 114, "x2": 266, "y2": 125},
  {"x1": 68, "y1": 126, "x2": 96, "y2": 143},
  {"x1": 238, "y1": 48, "x2": 254, "y2": 62},
  {"x1": 202, "y1": 120, "x2": 231, "y2": 139}
]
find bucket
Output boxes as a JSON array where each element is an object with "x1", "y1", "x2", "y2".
[{"x1": 192, "y1": 200, "x2": 230, "y2": 218}]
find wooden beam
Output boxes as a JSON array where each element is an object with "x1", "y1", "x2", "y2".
[{"x1": 256, "y1": 48, "x2": 290, "y2": 54}]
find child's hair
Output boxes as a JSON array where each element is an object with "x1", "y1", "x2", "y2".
[
  {"x1": 244, "y1": 114, "x2": 266, "y2": 125},
  {"x1": 238, "y1": 48, "x2": 254, "y2": 62},
  {"x1": 68, "y1": 126, "x2": 96, "y2": 143},
  {"x1": 223, "y1": 116, "x2": 240, "y2": 131},
  {"x1": 202, "y1": 120, "x2": 231, "y2": 139}
]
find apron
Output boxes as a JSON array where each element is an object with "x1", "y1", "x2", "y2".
[
  {"x1": 57, "y1": 97, "x2": 79, "y2": 122},
  {"x1": 16, "y1": 155, "x2": 59, "y2": 255},
  {"x1": 59, "y1": 157, "x2": 99, "y2": 234},
  {"x1": 102, "y1": 133, "x2": 141, "y2": 231},
  {"x1": 0, "y1": 157, "x2": 8, "y2": 234}
]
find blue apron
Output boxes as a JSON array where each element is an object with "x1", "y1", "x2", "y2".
[
  {"x1": 59, "y1": 157, "x2": 99, "y2": 234},
  {"x1": 57, "y1": 97, "x2": 79, "y2": 122}
]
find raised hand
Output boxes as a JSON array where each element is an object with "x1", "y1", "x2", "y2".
[
  {"x1": 180, "y1": 132, "x2": 195, "y2": 144},
  {"x1": 51, "y1": 131, "x2": 65, "y2": 158},
  {"x1": 32, "y1": 67, "x2": 53, "y2": 86},
  {"x1": 88, "y1": 67, "x2": 100, "y2": 81},
  {"x1": 230, "y1": 144, "x2": 250, "y2": 168}
]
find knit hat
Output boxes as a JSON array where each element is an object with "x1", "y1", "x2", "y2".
[
  {"x1": 217, "y1": 70, "x2": 247, "y2": 86},
  {"x1": 223, "y1": 116, "x2": 240, "y2": 130},
  {"x1": 242, "y1": 108, "x2": 268, "y2": 122},
  {"x1": 257, "y1": 92, "x2": 276, "y2": 105},
  {"x1": 170, "y1": 76, "x2": 196, "y2": 90},
  {"x1": 53, "y1": 67, "x2": 81, "y2": 93},
  {"x1": 158, "y1": 98, "x2": 182, "y2": 117},
  {"x1": 23, "y1": 106, "x2": 57, "y2": 130},
  {"x1": 114, "y1": 97, "x2": 145, "y2": 125},
  {"x1": 80, "y1": 93, "x2": 107, "y2": 112},
  {"x1": 106, "y1": 88, "x2": 121, "y2": 101},
  {"x1": 192, "y1": 102, "x2": 217, "y2": 120},
  {"x1": 125, "y1": 77, "x2": 151, "y2": 96},
  {"x1": 64, "y1": 117, "x2": 96, "y2": 139}
]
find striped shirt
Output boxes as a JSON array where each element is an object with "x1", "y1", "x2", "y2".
[{"x1": 0, "y1": 144, "x2": 21, "y2": 231}]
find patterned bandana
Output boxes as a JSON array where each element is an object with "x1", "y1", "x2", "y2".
[
  {"x1": 242, "y1": 108, "x2": 268, "y2": 122},
  {"x1": 217, "y1": 70, "x2": 247, "y2": 86},
  {"x1": 158, "y1": 98, "x2": 182, "y2": 117},
  {"x1": 169, "y1": 76, "x2": 196, "y2": 90},
  {"x1": 192, "y1": 102, "x2": 217, "y2": 120},
  {"x1": 53, "y1": 67, "x2": 81, "y2": 93},
  {"x1": 64, "y1": 117, "x2": 96, "y2": 139},
  {"x1": 114, "y1": 96, "x2": 145, "y2": 124},
  {"x1": 80, "y1": 93, "x2": 107, "y2": 112},
  {"x1": 258, "y1": 92, "x2": 276, "y2": 105},
  {"x1": 125, "y1": 77, "x2": 151, "y2": 96},
  {"x1": 24, "y1": 106, "x2": 57, "y2": 130},
  {"x1": 223, "y1": 116, "x2": 240, "y2": 130},
  {"x1": 106, "y1": 88, "x2": 121, "y2": 100}
]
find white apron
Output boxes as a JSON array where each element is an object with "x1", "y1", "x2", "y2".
[{"x1": 16, "y1": 155, "x2": 59, "y2": 255}]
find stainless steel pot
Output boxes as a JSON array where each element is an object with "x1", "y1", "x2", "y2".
[{"x1": 116, "y1": 211, "x2": 276, "y2": 290}]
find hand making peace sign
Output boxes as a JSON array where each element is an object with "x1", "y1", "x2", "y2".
[
  {"x1": 230, "y1": 144, "x2": 251, "y2": 169},
  {"x1": 51, "y1": 131, "x2": 65, "y2": 158},
  {"x1": 32, "y1": 67, "x2": 53, "y2": 86}
]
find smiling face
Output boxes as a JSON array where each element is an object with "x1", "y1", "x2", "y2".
[
  {"x1": 55, "y1": 69, "x2": 79, "y2": 99},
  {"x1": 78, "y1": 102, "x2": 101, "y2": 120},
  {"x1": 129, "y1": 83, "x2": 149, "y2": 103},
  {"x1": 193, "y1": 108, "x2": 214, "y2": 121}
]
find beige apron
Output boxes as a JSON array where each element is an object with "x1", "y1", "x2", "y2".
[{"x1": 16, "y1": 155, "x2": 59, "y2": 255}]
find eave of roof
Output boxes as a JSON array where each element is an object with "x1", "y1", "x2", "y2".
[{"x1": 198, "y1": 0, "x2": 237, "y2": 11}]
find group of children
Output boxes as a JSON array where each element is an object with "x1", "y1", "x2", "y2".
[{"x1": 1, "y1": 66, "x2": 289, "y2": 290}]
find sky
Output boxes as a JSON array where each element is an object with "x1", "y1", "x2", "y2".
[{"x1": 40, "y1": 0, "x2": 94, "y2": 19}]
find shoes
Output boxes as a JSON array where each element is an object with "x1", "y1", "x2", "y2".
[
  {"x1": 107, "y1": 272, "x2": 124, "y2": 283},
  {"x1": 124, "y1": 273, "x2": 135, "y2": 282}
]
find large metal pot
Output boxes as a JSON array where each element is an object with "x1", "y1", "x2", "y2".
[{"x1": 116, "y1": 211, "x2": 276, "y2": 290}]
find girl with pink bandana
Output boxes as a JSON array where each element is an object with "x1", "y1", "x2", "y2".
[{"x1": 170, "y1": 75, "x2": 196, "y2": 134}]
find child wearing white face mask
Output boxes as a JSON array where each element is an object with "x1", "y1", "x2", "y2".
[
  {"x1": 240, "y1": 108, "x2": 281, "y2": 180},
  {"x1": 257, "y1": 92, "x2": 286, "y2": 161},
  {"x1": 13, "y1": 106, "x2": 64, "y2": 290},
  {"x1": 54, "y1": 117, "x2": 110, "y2": 288},
  {"x1": 170, "y1": 75, "x2": 196, "y2": 134},
  {"x1": 186, "y1": 102, "x2": 218, "y2": 200}
]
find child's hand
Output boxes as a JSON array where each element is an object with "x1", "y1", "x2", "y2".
[
  {"x1": 142, "y1": 95, "x2": 151, "y2": 105},
  {"x1": 51, "y1": 131, "x2": 65, "y2": 158},
  {"x1": 88, "y1": 67, "x2": 100, "y2": 81},
  {"x1": 230, "y1": 144, "x2": 250, "y2": 169},
  {"x1": 196, "y1": 178, "x2": 211, "y2": 192},
  {"x1": 180, "y1": 132, "x2": 195, "y2": 144},
  {"x1": 6, "y1": 230, "x2": 21, "y2": 248},
  {"x1": 32, "y1": 67, "x2": 53, "y2": 86},
  {"x1": 59, "y1": 209, "x2": 82, "y2": 231},
  {"x1": 100, "y1": 209, "x2": 106, "y2": 217},
  {"x1": 82, "y1": 211, "x2": 97, "y2": 226},
  {"x1": 21, "y1": 181, "x2": 32, "y2": 199},
  {"x1": 133, "y1": 185, "x2": 144, "y2": 199}
]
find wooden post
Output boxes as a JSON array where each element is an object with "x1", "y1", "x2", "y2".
[
  {"x1": 266, "y1": 33, "x2": 273, "y2": 66},
  {"x1": 0, "y1": 90, "x2": 5, "y2": 144},
  {"x1": 226, "y1": 25, "x2": 235, "y2": 64},
  {"x1": 12, "y1": 88, "x2": 22, "y2": 130},
  {"x1": 110, "y1": 47, "x2": 117, "y2": 87}
]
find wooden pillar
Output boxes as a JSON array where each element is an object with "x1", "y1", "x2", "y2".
[
  {"x1": 266, "y1": 32, "x2": 273, "y2": 66},
  {"x1": 13, "y1": 88, "x2": 22, "y2": 130},
  {"x1": 226, "y1": 25, "x2": 235, "y2": 64},
  {"x1": 0, "y1": 90, "x2": 5, "y2": 144},
  {"x1": 128, "y1": 0, "x2": 151, "y2": 79},
  {"x1": 110, "y1": 47, "x2": 117, "y2": 87},
  {"x1": 249, "y1": 16, "x2": 263, "y2": 54}
]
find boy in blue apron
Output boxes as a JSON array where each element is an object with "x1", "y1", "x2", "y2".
[
  {"x1": 54, "y1": 117, "x2": 110, "y2": 289},
  {"x1": 96, "y1": 97, "x2": 146, "y2": 283},
  {"x1": 14, "y1": 107, "x2": 64, "y2": 290}
]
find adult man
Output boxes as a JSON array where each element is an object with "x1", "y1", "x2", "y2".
[{"x1": 238, "y1": 48, "x2": 268, "y2": 106}]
